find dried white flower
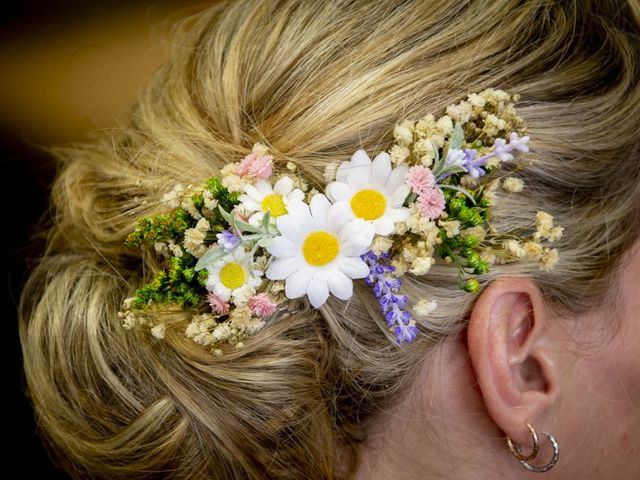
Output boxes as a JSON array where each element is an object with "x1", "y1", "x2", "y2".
[
  {"x1": 151, "y1": 324, "x2": 166, "y2": 340},
  {"x1": 323, "y1": 161, "x2": 340, "y2": 182},
  {"x1": 370, "y1": 236, "x2": 394, "y2": 255},
  {"x1": 394, "y1": 120, "x2": 415, "y2": 146},
  {"x1": 413, "y1": 299, "x2": 438, "y2": 317},
  {"x1": 390, "y1": 144, "x2": 410, "y2": 165},
  {"x1": 221, "y1": 174, "x2": 246, "y2": 193},
  {"x1": 502, "y1": 177, "x2": 524, "y2": 193},
  {"x1": 409, "y1": 256, "x2": 433, "y2": 276},
  {"x1": 504, "y1": 239, "x2": 525, "y2": 258},
  {"x1": 438, "y1": 220, "x2": 461, "y2": 238}
]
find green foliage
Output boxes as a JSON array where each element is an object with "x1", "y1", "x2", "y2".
[
  {"x1": 437, "y1": 187, "x2": 493, "y2": 291},
  {"x1": 125, "y1": 208, "x2": 193, "y2": 247},
  {"x1": 206, "y1": 177, "x2": 240, "y2": 212},
  {"x1": 464, "y1": 278, "x2": 480, "y2": 294},
  {"x1": 130, "y1": 254, "x2": 205, "y2": 309},
  {"x1": 204, "y1": 177, "x2": 241, "y2": 233}
]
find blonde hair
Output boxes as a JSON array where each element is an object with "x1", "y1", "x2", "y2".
[{"x1": 20, "y1": 1, "x2": 640, "y2": 478}]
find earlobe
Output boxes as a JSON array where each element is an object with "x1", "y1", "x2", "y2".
[{"x1": 467, "y1": 277, "x2": 559, "y2": 444}]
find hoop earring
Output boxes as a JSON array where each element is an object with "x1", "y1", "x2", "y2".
[
  {"x1": 507, "y1": 424, "x2": 560, "y2": 473},
  {"x1": 507, "y1": 423, "x2": 539, "y2": 461}
]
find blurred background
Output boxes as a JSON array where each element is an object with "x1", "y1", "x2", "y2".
[{"x1": 2, "y1": 1, "x2": 205, "y2": 476}]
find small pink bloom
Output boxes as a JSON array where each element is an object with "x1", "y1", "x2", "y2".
[
  {"x1": 406, "y1": 165, "x2": 435, "y2": 195},
  {"x1": 248, "y1": 293, "x2": 277, "y2": 317},
  {"x1": 417, "y1": 188, "x2": 445, "y2": 220},
  {"x1": 237, "y1": 153, "x2": 273, "y2": 179},
  {"x1": 207, "y1": 293, "x2": 230, "y2": 315}
]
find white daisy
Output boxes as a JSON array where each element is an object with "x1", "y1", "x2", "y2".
[
  {"x1": 266, "y1": 194, "x2": 375, "y2": 308},
  {"x1": 325, "y1": 150, "x2": 410, "y2": 235},
  {"x1": 205, "y1": 248, "x2": 262, "y2": 303},
  {"x1": 238, "y1": 176, "x2": 305, "y2": 226}
]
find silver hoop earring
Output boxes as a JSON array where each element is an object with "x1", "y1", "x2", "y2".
[{"x1": 507, "y1": 424, "x2": 560, "y2": 473}]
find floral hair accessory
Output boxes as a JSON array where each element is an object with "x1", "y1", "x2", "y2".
[{"x1": 119, "y1": 89, "x2": 562, "y2": 352}]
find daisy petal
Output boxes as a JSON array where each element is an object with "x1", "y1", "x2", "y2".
[
  {"x1": 273, "y1": 176, "x2": 294, "y2": 195},
  {"x1": 338, "y1": 257, "x2": 369, "y2": 278},
  {"x1": 276, "y1": 201, "x2": 312, "y2": 241},
  {"x1": 266, "y1": 257, "x2": 299, "y2": 279},
  {"x1": 309, "y1": 194, "x2": 331, "y2": 229},
  {"x1": 213, "y1": 284, "x2": 231, "y2": 301},
  {"x1": 388, "y1": 206, "x2": 410, "y2": 222},
  {"x1": 385, "y1": 164, "x2": 409, "y2": 191},
  {"x1": 266, "y1": 236, "x2": 298, "y2": 258},
  {"x1": 371, "y1": 152, "x2": 392, "y2": 189},
  {"x1": 336, "y1": 150, "x2": 371, "y2": 182},
  {"x1": 327, "y1": 270, "x2": 353, "y2": 300},
  {"x1": 346, "y1": 171, "x2": 371, "y2": 191},
  {"x1": 244, "y1": 184, "x2": 266, "y2": 202},
  {"x1": 342, "y1": 236, "x2": 375, "y2": 256},
  {"x1": 351, "y1": 149, "x2": 372, "y2": 167},
  {"x1": 287, "y1": 188, "x2": 305, "y2": 203},
  {"x1": 285, "y1": 269, "x2": 312, "y2": 299},
  {"x1": 372, "y1": 216, "x2": 394, "y2": 236},
  {"x1": 325, "y1": 181, "x2": 352, "y2": 202},
  {"x1": 307, "y1": 277, "x2": 330, "y2": 308},
  {"x1": 390, "y1": 184, "x2": 411, "y2": 207},
  {"x1": 327, "y1": 202, "x2": 355, "y2": 233},
  {"x1": 338, "y1": 218, "x2": 374, "y2": 245},
  {"x1": 239, "y1": 199, "x2": 261, "y2": 212}
]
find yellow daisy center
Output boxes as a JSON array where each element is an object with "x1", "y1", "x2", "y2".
[
  {"x1": 219, "y1": 262, "x2": 246, "y2": 289},
  {"x1": 302, "y1": 231, "x2": 339, "y2": 266},
  {"x1": 350, "y1": 189, "x2": 386, "y2": 220},
  {"x1": 261, "y1": 193, "x2": 287, "y2": 217}
]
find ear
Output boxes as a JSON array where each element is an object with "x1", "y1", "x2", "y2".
[{"x1": 467, "y1": 277, "x2": 559, "y2": 445}]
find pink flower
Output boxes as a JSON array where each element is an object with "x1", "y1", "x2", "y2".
[
  {"x1": 417, "y1": 188, "x2": 445, "y2": 220},
  {"x1": 237, "y1": 153, "x2": 273, "y2": 180},
  {"x1": 248, "y1": 293, "x2": 277, "y2": 317},
  {"x1": 207, "y1": 293, "x2": 230, "y2": 315},
  {"x1": 406, "y1": 165, "x2": 435, "y2": 195}
]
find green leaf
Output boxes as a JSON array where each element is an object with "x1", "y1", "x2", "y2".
[
  {"x1": 440, "y1": 184, "x2": 477, "y2": 205},
  {"x1": 219, "y1": 205, "x2": 262, "y2": 234},
  {"x1": 257, "y1": 237, "x2": 273, "y2": 248},
  {"x1": 261, "y1": 210, "x2": 272, "y2": 231},
  {"x1": 439, "y1": 165, "x2": 468, "y2": 176},
  {"x1": 450, "y1": 123, "x2": 464, "y2": 150},
  {"x1": 431, "y1": 140, "x2": 445, "y2": 178},
  {"x1": 195, "y1": 246, "x2": 227, "y2": 271},
  {"x1": 218, "y1": 206, "x2": 234, "y2": 225}
]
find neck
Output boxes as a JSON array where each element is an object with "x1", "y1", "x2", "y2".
[{"x1": 352, "y1": 335, "x2": 515, "y2": 480}]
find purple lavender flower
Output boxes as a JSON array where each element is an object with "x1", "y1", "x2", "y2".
[
  {"x1": 363, "y1": 252, "x2": 417, "y2": 343},
  {"x1": 461, "y1": 148, "x2": 487, "y2": 178},
  {"x1": 216, "y1": 230, "x2": 240, "y2": 251},
  {"x1": 467, "y1": 132, "x2": 530, "y2": 178}
]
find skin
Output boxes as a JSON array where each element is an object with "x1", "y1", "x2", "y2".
[{"x1": 355, "y1": 241, "x2": 640, "y2": 479}]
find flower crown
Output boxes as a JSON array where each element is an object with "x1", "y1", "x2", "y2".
[{"x1": 119, "y1": 89, "x2": 562, "y2": 354}]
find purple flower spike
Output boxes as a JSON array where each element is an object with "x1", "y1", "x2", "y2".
[
  {"x1": 216, "y1": 230, "x2": 240, "y2": 251},
  {"x1": 470, "y1": 132, "x2": 531, "y2": 176},
  {"x1": 362, "y1": 252, "x2": 417, "y2": 344},
  {"x1": 462, "y1": 148, "x2": 487, "y2": 179}
]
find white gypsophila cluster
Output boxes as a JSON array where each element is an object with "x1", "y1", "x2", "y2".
[
  {"x1": 502, "y1": 177, "x2": 524, "y2": 193},
  {"x1": 183, "y1": 218, "x2": 210, "y2": 258}
]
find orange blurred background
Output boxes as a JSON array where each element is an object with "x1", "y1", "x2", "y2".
[
  {"x1": 1, "y1": 2, "x2": 204, "y2": 143},
  {"x1": 2, "y1": 3, "x2": 205, "y2": 478}
]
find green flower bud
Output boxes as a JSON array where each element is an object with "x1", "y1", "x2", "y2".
[
  {"x1": 466, "y1": 252, "x2": 482, "y2": 269},
  {"x1": 464, "y1": 236, "x2": 480, "y2": 248},
  {"x1": 464, "y1": 278, "x2": 480, "y2": 294},
  {"x1": 474, "y1": 261, "x2": 489, "y2": 275},
  {"x1": 449, "y1": 197, "x2": 466, "y2": 213}
]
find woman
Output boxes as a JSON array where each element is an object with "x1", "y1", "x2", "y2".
[{"x1": 20, "y1": 1, "x2": 640, "y2": 478}]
